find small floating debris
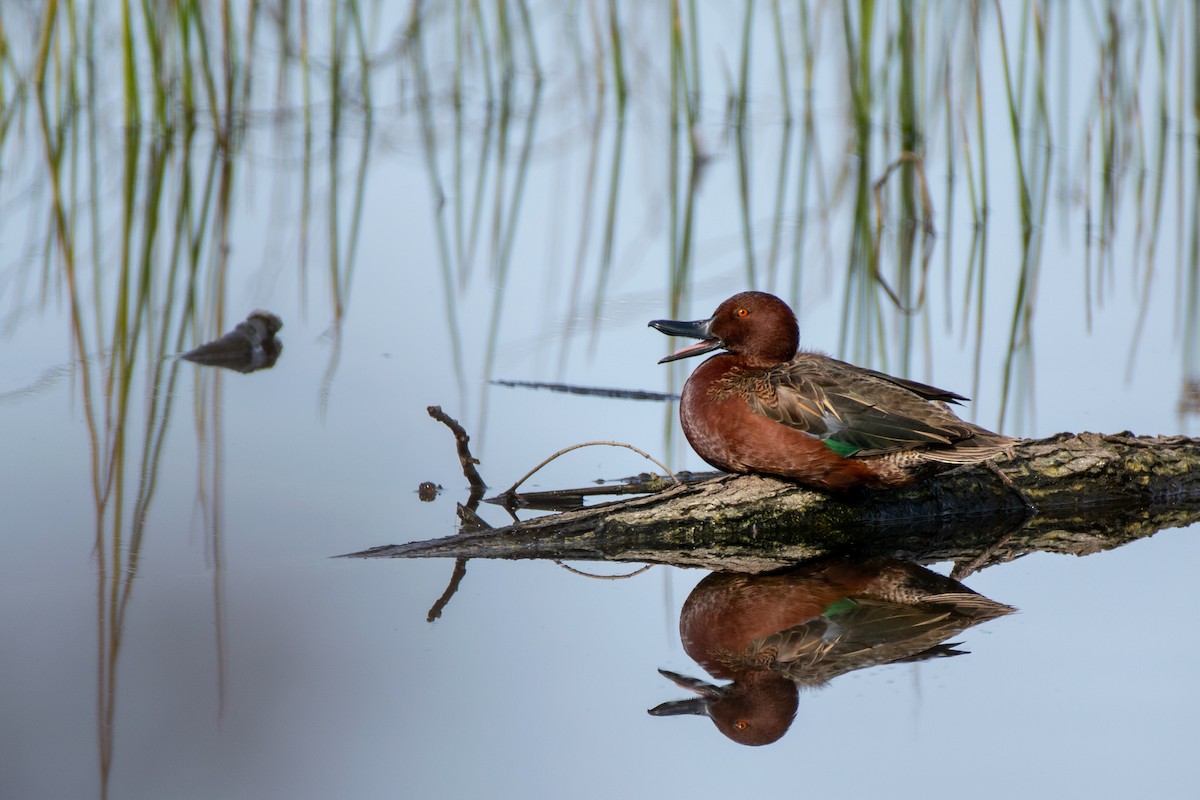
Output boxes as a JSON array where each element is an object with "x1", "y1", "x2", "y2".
[{"x1": 180, "y1": 310, "x2": 283, "y2": 373}]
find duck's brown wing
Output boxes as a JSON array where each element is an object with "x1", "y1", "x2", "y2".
[
  {"x1": 744, "y1": 354, "x2": 986, "y2": 455},
  {"x1": 846, "y1": 360, "x2": 969, "y2": 404},
  {"x1": 748, "y1": 597, "x2": 1009, "y2": 685}
]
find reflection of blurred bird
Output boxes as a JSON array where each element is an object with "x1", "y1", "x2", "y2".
[
  {"x1": 650, "y1": 292, "x2": 1015, "y2": 491},
  {"x1": 650, "y1": 557, "x2": 1014, "y2": 746},
  {"x1": 180, "y1": 310, "x2": 283, "y2": 374}
]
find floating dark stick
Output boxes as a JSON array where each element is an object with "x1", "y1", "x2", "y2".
[{"x1": 490, "y1": 379, "x2": 679, "y2": 402}]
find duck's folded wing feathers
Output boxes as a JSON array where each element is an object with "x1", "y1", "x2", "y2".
[{"x1": 746, "y1": 356, "x2": 979, "y2": 454}]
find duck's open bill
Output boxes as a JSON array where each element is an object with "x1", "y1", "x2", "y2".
[
  {"x1": 646, "y1": 669, "x2": 724, "y2": 717},
  {"x1": 648, "y1": 316, "x2": 722, "y2": 363}
]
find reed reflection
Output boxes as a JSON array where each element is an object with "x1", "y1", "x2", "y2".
[{"x1": 650, "y1": 557, "x2": 1013, "y2": 746}]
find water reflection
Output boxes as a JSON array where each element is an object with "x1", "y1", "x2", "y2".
[
  {"x1": 650, "y1": 557, "x2": 1013, "y2": 746},
  {"x1": 1, "y1": 3, "x2": 1198, "y2": 796},
  {"x1": 180, "y1": 310, "x2": 284, "y2": 373},
  {"x1": 7, "y1": 2, "x2": 1198, "y2": 437}
]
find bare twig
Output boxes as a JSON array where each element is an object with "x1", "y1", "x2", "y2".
[
  {"x1": 488, "y1": 471, "x2": 716, "y2": 511},
  {"x1": 554, "y1": 562, "x2": 654, "y2": 579},
  {"x1": 500, "y1": 440, "x2": 680, "y2": 503},
  {"x1": 427, "y1": 558, "x2": 467, "y2": 622},
  {"x1": 427, "y1": 405, "x2": 486, "y2": 497},
  {"x1": 424, "y1": 406, "x2": 490, "y2": 621}
]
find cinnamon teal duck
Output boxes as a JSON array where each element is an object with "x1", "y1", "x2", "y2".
[{"x1": 649, "y1": 291, "x2": 1016, "y2": 492}]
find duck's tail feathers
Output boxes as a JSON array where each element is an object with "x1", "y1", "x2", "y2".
[{"x1": 921, "y1": 431, "x2": 1021, "y2": 465}]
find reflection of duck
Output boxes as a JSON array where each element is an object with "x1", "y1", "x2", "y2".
[
  {"x1": 650, "y1": 557, "x2": 1014, "y2": 746},
  {"x1": 649, "y1": 292, "x2": 1015, "y2": 491}
]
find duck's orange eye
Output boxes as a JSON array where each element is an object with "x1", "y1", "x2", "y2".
[
  {"x1": 736, "y1": 307, "x2": 749, "y2": 317},
  {"x1": 735, "y1": 720, "x2": 749, "y2": 730}
]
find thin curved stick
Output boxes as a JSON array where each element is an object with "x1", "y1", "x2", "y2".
[
  {"x1": 503, "y1": 440, "x2": 680, "y2": 496},
  {"x1": 554, "y1": 562, "x2": 654, "y2": 580},
  {"x1": 427, "y1": 405, "x2": 486, "y2": 498},
  {"x1": 426, "y1": 558, "x2": 467, "y2": 622}
]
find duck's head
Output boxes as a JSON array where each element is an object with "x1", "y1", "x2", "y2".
[{"x1": 649, "y1": 291, "x2": 799, "y2": 368}]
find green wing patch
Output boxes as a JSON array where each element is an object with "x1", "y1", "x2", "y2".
[
  {"x1": 821, "y1": 438, "x2": 861, "y2": 457},
  {"x1": 822, "y1": 597, "x2": 859, "y2": 618}
]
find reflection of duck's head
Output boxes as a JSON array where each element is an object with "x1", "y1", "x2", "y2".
[
  {"x1": 650, "y1": 557, "x2": 1014, "y2": 745},
  {"x1": 648, "y1": 669, "x2": 798, "y2": 747}
]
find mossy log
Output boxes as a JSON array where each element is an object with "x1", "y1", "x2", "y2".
[{"x1": 346, "y1": 433, "x2": 1200, "y2": 574}]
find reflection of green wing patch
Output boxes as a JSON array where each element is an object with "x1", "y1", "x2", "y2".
[{"x1": 822, "y1": 439, "x2": 861, "y2": 457}]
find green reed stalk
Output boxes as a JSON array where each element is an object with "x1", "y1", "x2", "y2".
[
  {"x1": 764, "y1": 0, "x2": 794, "y2": 289},
  {"x1": 0, "y1": 16, "x2": 8, "y2": 112},
  {"x1": 463, "y1": 110, "x2": 496, "y2": 282},
  {"x1": 496, "y1": 0, "x2": 513, "y2": 96},
  {"x1": 1185, "y1": 0, "x2": 1200, "y2": 378},
  {"x1": 790, "y1": 0, "x2": 816, "y2": 304},
  {"x1": 735, "y1": 0, "x2": 756, "y2": 285},
  {"x1": 608, "y1": 0, "x2": 627, "y2": 107},
  {"x1": 238, "y1": 0, "x2": 260, "y2": 123},
  {"x1": 410, "y1": 31, "x2": 467, "y2": 407},
  {"x1": 771, "y1": 0, "x2": 792, "y2": 122},
  {"x1": 971, "y1": 1, "x2": 987, "y2": 224},
  {"x1": 183, "y1": 0, "x2": 222, "y2": 135},
  {"x1": 178, "y1": 0, "x2": 197, "y2": 121},
  {"x1": 896, "y1": 0, "x2": 918, "y2": 348},
  {"x1": 766, "y1": 118, "x2": 793, "y2": 292},
  {"x1": 686, "y1": 0, "x2": 700, "y2": 115},
  {"x1": 339, "y1": 91, "x2": 374, "y2": 314},
  {"x1": 941, "y1": 47, "x2": 955, "y2": 330},
  {"x1": 34, "y1": 0, "x2": 59, "y2": 88},
  {"x1": 515, "y1": 0, "x2": 541, "y2": 84},
  {"x1": 471, "y1": 0, "x2": 496, "y2": 110},
  {"x1": 35, "y1": 87, "x2": 100, "y2": 505},
  {"x1": 562, "y1": 102, "x2": 602, "y2": 370},
  {"x1": 453, "y1": 0, "x2": 466, "y2": 273},
  {"x1": 478, "y1": 86, "x2": 541, "y2": 430},
  {"x1": 1126, "y1": 0, "x2": 1176, "y2": 377},
  {"x1": 993, "y1": 0, "x2": 1032, "y2": 230},
  {"x1": 299, "y1": 0, "x2": 313, "y2": 310},
  {"x1": 592, "y1": 113, "x2": 627, "y2": 333},
  {"x1": 899, "y1": 0, "x2": 918, "y2": 189},
  {"x1": 668, "y1": 0, "x2": 682, "y2": 306},
  {"x1": 137, "y1": 0, "x2": 166, "y2": 127}
]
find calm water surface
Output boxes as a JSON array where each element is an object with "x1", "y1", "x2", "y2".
[{"x1": 1, "y1": 3, "x2": 1198, "y2": 798}]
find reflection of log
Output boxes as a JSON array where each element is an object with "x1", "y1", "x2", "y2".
[{"x1": 345, "y1": 433, "x2": 1200, "y2": 573}]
